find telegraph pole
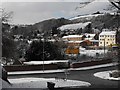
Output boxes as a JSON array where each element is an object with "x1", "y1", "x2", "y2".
[{"x1": 43, "y1": 36, "x2": 45, "y2": 72}]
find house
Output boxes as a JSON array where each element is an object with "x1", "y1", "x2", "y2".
[
  {"x1": 80, "y1": 40, "x2": 99, "y2": 47},
  {"x1": 62, "y1": 35, "x2": 83, "y2": 56},
  {"x1": 62, "y1": 34, "x2": 99, "y2": 56},
  {"x1": 62, "y1": 35, "x2": 83, "y2": 42},
  {"x1": 79, "y1": 33, "x2": 98, "y2": 47},
  {"x1": 99, "y1": 29, "x2": 116, "y2": 47},
  {"x1": 83, "y1": 33, "x2": 96, "y2": 40}
]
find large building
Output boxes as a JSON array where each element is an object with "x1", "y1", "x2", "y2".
[{"x1": 99, "y1": 29, "x2": 116, "y2": 47}]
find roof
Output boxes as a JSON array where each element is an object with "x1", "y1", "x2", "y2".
[
  {"x1": 84, "y1": 38, "x2": 93, "y2": 40},
  {"x1": 62, "y1": 35, "x2": 83, "y2": 39},
  {"x1": 84, "y1": 33, "x2": 96, "y2": 37},
  {"x1": 84, "y1": 33, "x2": 96, "y2": 40},
  {"x1": 99, "y1": 31, "x2": 116, "y2": 35},
  {"x1": 67, "y1": 41, "x2": 83, "y2": 43},
  {"x1": 89, "y1": 40, "x2": 99, "y2": 42}
]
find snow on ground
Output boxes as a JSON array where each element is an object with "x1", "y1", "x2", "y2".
[
  {"x1": 58, "y1": 22, "x2": 91, "y2": 31},
  {"x1": 8, "y1": 69, "x2": 65, "y2": 75},
  {"x1": 70, "y1": 63, "x2": 118, "y2": 71},
  {"x1": 1, "y1": 79, "x2": 11, "y2": 88},
  {"x1": 24, "y1": 60, "x2": 69, "y2": 65},
  {"x1": 0, "y1": 79, "x2": 2, "y2": 89},
  {"x1": 2, "y1": 78, "x2": 91, "y2": 88},
  {"x1": 73, "y1": 0, "x2": 111, "y2": 18},
  {"x1": 79, "y1": 47, "x2": 108, "y2": 57},
  {"x1": 94, "y1": 70, "x2": 120, "y2": 81},
  {"x1": 8, "y1": 62, "x2": 118, "y2": 75},
  {"x1": 69, "y1": 14, "x2": 104, "y2": 20}
]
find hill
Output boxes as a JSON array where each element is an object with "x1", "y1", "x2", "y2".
[{"x1": 12, "y1": 18, "x2": 72, "y2": 37}]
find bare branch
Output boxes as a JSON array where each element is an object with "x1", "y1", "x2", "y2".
[
  {"x1": 108, "y1": 0, "x2": 120, "y2": 10},
  {"x1": 1, "y1": 8, "x2": 13, "y2": 23}
]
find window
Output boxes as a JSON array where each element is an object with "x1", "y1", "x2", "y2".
[
  {"x1": 108, "y1": 39, "x2": 109, "y2": 41},
  {"x1": 106, "y1": 42, "x2": 108, "y2": 44},
  {"x1": 100, "y1": 35, "x2": 103, "y2": 37},
  {"x1": 100, "y1": 42, "x2": 102, "y2": 44}
]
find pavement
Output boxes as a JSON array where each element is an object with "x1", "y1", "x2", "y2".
[
  {"x1": 94, "y1": 70, "x2": 120, "y2": 80},
  {"x1": 2, "y1": 62, "x2": 119, "y2": 89}
]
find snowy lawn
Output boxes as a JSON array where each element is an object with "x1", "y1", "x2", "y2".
[
  {"x1": 94, "y1": 70, "x2": 120, "y2": 81},
  {"x1": 2, "y1": 78, "x2": 91, "y2": 88}
]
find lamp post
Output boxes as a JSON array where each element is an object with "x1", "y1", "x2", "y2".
[{"x1": 103, "y1": 36, "x2": 106, "y2": 58}]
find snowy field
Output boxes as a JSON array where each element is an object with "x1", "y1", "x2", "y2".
[
  {"x1": 58, "y1": 22, "x2": 91, "y2": 31},
  {"x1": 94, "y1": 70, "x2": 120, "y2": 81},
  {"x1": 2, "y1": 78, "x2": 91, "y2": 88}
]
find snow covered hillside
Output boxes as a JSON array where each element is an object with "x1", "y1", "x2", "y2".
[
  {"x1": 77, "y1": 0, "x2": 112, "y2": 14},
  {"x1": 70, "y1": 0, "x2": 115, "y2": 20},
  {"x1": 58, "y1": 22, "x2": 91, "y2": 31},
  {"x1": 69, "y1": 14, "x2": 104, "y2": 20}
]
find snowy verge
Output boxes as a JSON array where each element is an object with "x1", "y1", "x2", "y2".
[
  {"x1": 69, "y1": 62, "x2": 118, "y2": 71},
  {"x1": 94, "y1": 70, "x2": 120, "y2": 81},
  {"x1": 8, "y1": 63, "x2": 118, "y2": 75},
  {"x1": 3, "y1": 78, "x2": 91, "y2": 88}
]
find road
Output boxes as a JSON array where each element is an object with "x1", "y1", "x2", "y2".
[{"x1": 6, "y1": 65, "x2": 120, "y2": 90}]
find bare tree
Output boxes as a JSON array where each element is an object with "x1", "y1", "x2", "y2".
[
  {"x1": 0, "y1": 8, "x2": 13, "y2": 23},
  {"x1": 108, "y1": 0, "x2": 120, "y2": 11}
]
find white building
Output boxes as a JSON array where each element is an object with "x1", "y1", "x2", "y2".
[{"x1": 99, "y1": 29, "x2": 116, "y2": 47}]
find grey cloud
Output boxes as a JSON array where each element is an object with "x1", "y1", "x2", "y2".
[{"x1": 3, "y1": 2, "x2": 80, "y2": 24}]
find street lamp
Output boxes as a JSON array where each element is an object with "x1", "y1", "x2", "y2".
[{"x1": 103, "y1": 36, "x2": 106, "y2": 58}]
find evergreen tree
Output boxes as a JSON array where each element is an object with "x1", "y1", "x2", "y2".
[{"x1": 25, "y1": 40, "x2": 64, "y2": 61}]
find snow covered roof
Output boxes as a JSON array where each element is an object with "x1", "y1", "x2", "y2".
[
  {"x1": 62, "y1": 35, "x2": 83, "y2": 39},
  {"x1": 89, "y1": 40, "x2": 99, "y2": 42},
  {"x1": 67, "y1": 41, "x2": 83, "y2": 43},
  {"x1": 84, "y1": 33, "x2": 96, "y2": 40},
  {"x1": 84, "y1": 38, "x2": 94, "y2": 40},
  {"x1": 84, "y1": 33, "x2": 96, "y2": 37},
  {"x1": 99, "y1": 31, "x2": 116, "y2": 35},
  {"x1": 58, "y1": 22, "x2": 91, "y2": 31}
]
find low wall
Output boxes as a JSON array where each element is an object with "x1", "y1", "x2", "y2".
[
  {"x1": 3, "y1": 64, "x2": 58, "y2": 72},
  {"x1": 3, "y1": 59, "x2": 113, "y2": 71},
  {"x1": 71, "y1": 59, "x2": 112, "y2": 68}
]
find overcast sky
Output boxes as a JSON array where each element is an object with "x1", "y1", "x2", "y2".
[{"x1": 2, "y1": 0, "x2": 111, "y2": 25}]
